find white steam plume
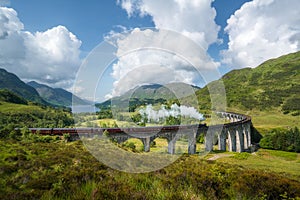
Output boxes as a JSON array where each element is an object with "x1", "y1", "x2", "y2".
[{"x1": 139, "y1": 104, "x2": 205, "y2": 123}]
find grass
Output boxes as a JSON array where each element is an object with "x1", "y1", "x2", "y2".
[
  {"x1": 94, "y1": 136, "x2": 300, "y2": 181},
  {"x1": 122, "y1": 137, "x2": 300, "y2": 180},
  {"x1": 214, "y1": 149, "x2": 300, "y2": 181},
  {"x1": 226, "y1": 108, "x2": 300, "y2": 133},
  {"x1": 0, "y1": 137, "x2": 300, "y2": 199},
  {"x1": 0, "y1": 101, "x2": 44, "y2": 113},
  {"x1": 265, "y1": 149, "x2": 298, "y2": 161}
]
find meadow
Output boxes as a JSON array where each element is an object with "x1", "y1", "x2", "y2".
[{"x1": 0, "y1": 135, "x2": 299, "y2": 200}]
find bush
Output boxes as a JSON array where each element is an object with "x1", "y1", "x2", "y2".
[
  {"x1": 63, "y1": 133, "x2": 71, "y2": 142},
  {"x1": 260, "y1": 127, "x2": 300, "y2": 152},
  {"x1": 122, "y1": 141, "x2": 136, "y2": 151},
  {"x1": 233, "y1": 152, "x2": 250, "y2": 160}
]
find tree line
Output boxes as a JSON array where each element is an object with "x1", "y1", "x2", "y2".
[{"x1": 260, "y1": 127, "x2": 300, "y2": 152}]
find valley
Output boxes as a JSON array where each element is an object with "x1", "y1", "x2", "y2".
[{"x1": 0, "y1": 51, "x2": 299, "y2": 199}]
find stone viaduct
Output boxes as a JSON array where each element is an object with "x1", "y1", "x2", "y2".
[{"x1": 29, "y1": 112, "x2": 252, "y2": 154}]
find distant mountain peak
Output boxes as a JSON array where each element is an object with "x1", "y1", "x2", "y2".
[
  {"x1": 97, "y1": 82, "x2": 200, "y2": 109},
  {"x1": 27, "y1": 81, "x2": 89, "y2": 107},
  {"x1": 0, "y1": 68, "x2": 47, "y2": 104}
]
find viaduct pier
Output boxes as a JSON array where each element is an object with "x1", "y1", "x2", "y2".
[{"x1": 29, "y1": 112, "x2": 252, "y2": 154}]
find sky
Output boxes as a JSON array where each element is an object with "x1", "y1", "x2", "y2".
[{"x1": 0, "y1": 0, "x2": 299, "y2": 102}]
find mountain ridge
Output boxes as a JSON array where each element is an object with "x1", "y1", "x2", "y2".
[
  {"x1": 97, "y1": 82, "x2": 200, "y2": 109},
  {"x1": 195, "y1": 51, "x2": 300, "y2": 114},
  {"x1": 0, "y1": 68, "x2": 47, "y2": 105},
  {"x1": 27, "y1": 81, "x2": 89, "y2": 107}
]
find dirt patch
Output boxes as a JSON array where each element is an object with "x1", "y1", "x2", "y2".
[{"x1": 207, "y1": 154, "x2": 232, "y2": 161}]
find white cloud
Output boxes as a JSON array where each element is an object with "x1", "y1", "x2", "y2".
[
  {"x1": 222, "y1": 0, "x2": 300, "y2": 68},
  {"x1": 106, "y1": 1, "x2": 221, "y2": 98},
  {"x1": 0, "y1": 6, "x2": 82, "y2": 89},
  {"x1": 117, "y1": 0, "x2": 220, "y2": 50},
  {"x1": 105, "y1": 28, "x2": 220, "y2": 97}
]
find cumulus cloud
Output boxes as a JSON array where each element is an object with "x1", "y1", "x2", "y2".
[
  {"x1": 105, "y1": 28, "x2": 220, "y2": 97},
  {"x1": 222, "y1": 0, "x2": 300, "y2": 68},
  {"x1": 105, "y1": 1, "x2": 221, "y2": 98},
  {"x1": 117, "y1": 0, "x2": 220, "y2": 50},
  {"x1": 0, "y1": 6, "x2": 82, "y2": 89}
]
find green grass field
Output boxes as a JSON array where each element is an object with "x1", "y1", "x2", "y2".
[
  {"x1": 0, "y1": 101, "x2": 45, "y2": 113},
  {"x1": 209, "y1": 149, "x2": 300, "y2": 181},
  {"x1": 1, "y1": 138, "x2": 299, "y2": 199},
  {"x1": 99, "y1": 137, "x2": 300, "y2": 182},
  {"x1": 227, "y1": 108, "x2": 300, "y2": 134}
]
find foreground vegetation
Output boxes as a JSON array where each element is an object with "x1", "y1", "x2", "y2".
[
  {"x1": 0, "y1": 136, "x2": 300, "y2": 200},
  {"x1": 260, "y1": 127, "x2": 300, "y2": 152},
  {"x1": 0, "y1": 90, "x2": 74, "y2": 138},
  {"x1": 0, "y1": 51, "x2": 299, "y2": 199}
]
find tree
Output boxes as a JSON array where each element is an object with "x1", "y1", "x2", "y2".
[
  {"x1": 165, "y1": 116, "x2": 181, "y2": 125},
  {"x1": 259, "y1": 127, "x2": 300, "y2": 152}
]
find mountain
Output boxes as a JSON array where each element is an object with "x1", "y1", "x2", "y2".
[
  {"x1": 0, "y1": 89, "x2": 28, "y2": 105},
  {"x1": 116, "y1": 82, "x2": 199, "y2": 100},
  {"x1": 195, "y1": 51, "x2": 300, "y2": 114},
  {"x1": 27, "y1": 81, "x2": 89, "y2": 107},
  {"x1": 0, "y1": 68, "x2": 47, "y2": 104},
  {"x1": 97, "y1": 82, "x2": 200, "y2": 109}
]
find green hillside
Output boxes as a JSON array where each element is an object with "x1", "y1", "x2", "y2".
[
  {"x1": 0, "y1": 89, "x2": 27, "y2": 105},
  {"x1": 122, "y1": 82, "x2": 200, "y2": 100},
  {"x1": 194, "y1": 51, "x2": 300, "y2": 129},
  {"x1": 97, "y1": 82, "x2": 199, "y2": 110},
  {"x1": 0, "y1": 90, "x2": 74, "y2": 136},
  {"x1": 28, "y1": 81, "x2": 89, "y2": 107},
  {"x1": 0, "y1": 68, "x2": 46, "y2": 104}
]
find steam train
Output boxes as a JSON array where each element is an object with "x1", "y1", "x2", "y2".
[{"x1": 25, "y1": 124, "x2": 206, "y2": 136}]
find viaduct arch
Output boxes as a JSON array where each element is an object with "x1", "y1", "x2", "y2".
[{"x1": 29, "y1": 112, "x2": 252, "y2": 154}]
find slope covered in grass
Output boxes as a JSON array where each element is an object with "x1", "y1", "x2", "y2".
[
  {"x1": 0, "y1": 101, "x2": 74, "y2": 136},
  {"x1": 194, "y1": 51, "x2": 300, "y2": 130},
  {"x1": 197, "y1": 51, "x2": 299, "y2": 112},
  {"x1": 0, "y1": 68, "x2": 46, "y2": 104},
  {"x1": 0, "y1": 139, "x2": 299, "y2": 200}
]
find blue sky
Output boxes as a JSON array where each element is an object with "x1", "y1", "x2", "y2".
[
  {"x1": 10, "y1": 0, "x2": 154, "y2": 54},
  {"x1": 10, "y1": 0, "x2": 250, "y2": 59},
  {"x1": 0, "y1": 0, "x2": 299, "y2": 102}
]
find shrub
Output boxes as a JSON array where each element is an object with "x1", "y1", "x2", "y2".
[
  {"x1": 260, "y1": 127, "x2": 300, "y2": 152},
  {"x1": 63, "y1": 133, "x2": 71, "y2": 142}
]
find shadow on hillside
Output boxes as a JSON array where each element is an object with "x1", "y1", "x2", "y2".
[{"x1": 251, "y1": 125, "x2": 263, "y2": 150}]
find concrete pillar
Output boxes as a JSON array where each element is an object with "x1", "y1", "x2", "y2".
[
  {"x1": 243, "y1": 126, "x2": 248, "y2": 149},
  {"x1": 231, "y1": 115, "x2": 235, "y2": 122},
  {"x1": 142, "y1": 137, "x2": 151, "y2": 152},
  {"x1": 188, "y1": 131, "x2": 197, "y2": 154},
  {"x1": 236, "y1": 129, "x2": 240, "y2": 152},
  {"x1": 225, "y1": 114, "x2": 230, "y2": 121},
  {"x1": 218, "y1": 129, "x2": 226, "y2": 151},
  {"x1": 246, "y1": 123, "x2": 251, "y2": 147},
  {"x1": 228, "y1": 129, "x2": 236, "y2": 152},
  {"x1": 234, "y1": 116, "x2": 239, "y2": 122},
  {"x1": 168, "y1": 139, "x2": 176, "y2": 154},
  {"x1": 236, "y1": 126, "x2": 244, "y2": 153},
  {"x1": 205, "y1": 130, "x2": 214, "y2": 152}
]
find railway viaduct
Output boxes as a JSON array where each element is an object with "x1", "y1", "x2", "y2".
[{"x1": 29, "y1": 112, "x2": 252, "y2": 154}]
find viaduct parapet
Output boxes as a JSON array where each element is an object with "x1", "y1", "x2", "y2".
[{"x1": 28, "y1": 112, "x2": 252, "y2": 154}]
